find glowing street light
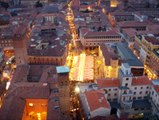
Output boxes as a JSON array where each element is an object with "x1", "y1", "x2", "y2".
[
  {"x1": 87, "y1": 6, "x2": 91, "y2": 11},
  {"x1": 75, "y1": 86, "x2": 80, "y2": 94},
  {"x1": 6, "y1": 81, "x2": 10, "y2": 90}
]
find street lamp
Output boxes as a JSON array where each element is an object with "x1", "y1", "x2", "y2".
[{"x1": 75, "y1": 86, "x2": 80, "y2": 94}]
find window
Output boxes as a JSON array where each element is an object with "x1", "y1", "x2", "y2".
[
  {"x1": 140, "y1": 91, "x2": 142, "y2": 94},
  {"x1": 108, "y1": 94, "x2": 111, "y2": 96},
  {"x1": 126, "y1": 70, "x2": 128, "y2": 75},
  {"x1": 141, "y1": 87, "x2": 143, "y2": 89},
  {"x1": 123, "y1": 97, "x2": 125, "y2": 101},
  {"x1": 145, "y1": 91, "x2": 148, "y2": 94},
  {"x1": 141, "y1": 108, "x2": 144, "y2": 110},
  {"x1": 134, "y1": 92, "x2": 136, "y2": 95},
  {"x1": 113, "y1": 98, "x2": 117, "y2": 101},
  {"x1": 54, "y1": 106, "x2": 60, "y2": 110},
  {"x1": 125, "y1": 83, "x2": 128, "y2": 87},
  {"x1": 152, "y1": 91, "x2": 154, "y2": 95},
  {"x1": 134, "y1": 108, "x2": 138, "y2": 111},
  {"x1": 138, "y1": 97, "x2": 142, "y2": 99},
  {"x1": 144, "y1": 96, "x2": 148, "y2": 99},
  {"x1": 109, "y1": 89, "x2": 111, "y2": 91},
  {"x1": 147, "y1": 86, "x2": 149, "y2": 89},
  {"x1": 114, "y1": 88, "x2": 118, "y2": 91},
  {"x1": 126, "y1": 78, "x2": 129, "y2": 80},
  {"x1": 133, "y1": 97, "x2": 136, "y2": 100},
  {"x1": 52, "y1": 88, "x2": 59, "y2": 93},
  {"x1": 134, "y1": 87, "x2": 137, "y2": 90},
  {"x1": 114, "y1": 93, "x2": 117, "y2": 96},
  {"x1": 53, "y1": 97, "x2": 59, "y2": 102}
]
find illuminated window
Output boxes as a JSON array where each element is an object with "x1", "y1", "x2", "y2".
[{"x1": 29, "y1": 103, "x2": 34, "y2": 107}]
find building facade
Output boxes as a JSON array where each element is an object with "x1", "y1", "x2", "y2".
[
  {"x1": 135, "y1": 35, "x2": 159, "y2": 79},
  {"x1": 80, "y1": 28, "x2": 121, "y2": 47}
]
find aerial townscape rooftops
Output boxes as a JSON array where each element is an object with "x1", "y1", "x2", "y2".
[{"x1": 0, "y1": 0, "x2": 159, "y2": 120}]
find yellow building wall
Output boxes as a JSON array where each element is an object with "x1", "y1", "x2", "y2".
[{"x1": 104, "y1": 65, "x2": 119, "y2": 78}]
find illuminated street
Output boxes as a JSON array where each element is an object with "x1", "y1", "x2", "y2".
[
  {"x1": 69, "y1": 53, "x2": 94, "y2": 82},
  {"x1": 0, "y1": 0, "x2": 159, "y2": 120},
  {"x1": 144, "y1": 65, "x2": 157, "y2": 80}
]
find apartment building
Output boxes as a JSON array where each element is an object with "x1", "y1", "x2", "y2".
[
  {"x1": 79, "y1": 90, "x2": 111, "y2": 119},
  {"x1": 98, "y1": 42, "x2": 144, "y2": 79},
  {"x1": 20, "y1": 0, "x2": 48, "y2": 6},
  {"x1": 80, "y1": 28, "x2": 121, "y2": 47},
  {"x1": 99, "y1": 43, "x2": 119, "y2": 78},
  {"x1": 0, "y1": 65, "x2": 71, "y2": 120},
  {"x1": 150, "y1": 80, "x2": 159, "y2": 116},
  {"x1": 27, "y1": 9, "x2": 70, "y2": 65},
  {"x1": 79, "y1": 63, "x2": 153, "y2": 119},
  {"x1": 135, "y1": 35, "x2": 159, "y2": 78}
]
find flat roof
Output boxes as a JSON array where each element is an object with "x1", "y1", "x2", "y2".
[
  {"x1": 117, "y1": 43, "x2": 143, "y2": 67},
  {"x1": 132, "y1": 99, "x2": 151, "y2": 108},
  {"x1": 56, "y1": 66, "x2": 70, "y2": 73}
]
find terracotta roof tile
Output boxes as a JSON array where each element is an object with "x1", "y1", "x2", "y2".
[
  {"x1": 84, "y1": 29, "x2": 120, "y2": 37},
  {"x1": 132, "y1": 76, "x2": 150, "y2": 86},
  {"x1": 85, "y1": 90, "x2": 110, "y2": 111},
  {"x1": 97, "y1": 78, "x2": 120, "y2": 88},
  {"x1": 118, "y1": 21, "x2": 151, "y2": 27}
]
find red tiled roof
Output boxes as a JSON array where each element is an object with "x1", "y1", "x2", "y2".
[
  {"x1": 144, "y1": 36, "x2": 159, "y2": 45},
  {"x1": 97, "y1": 78, "x2": 120, "y2": 88},
  {"x1": 118, "y1": 21, "x2": 150, "y2": 27},
  {"x1": 154, "y1": 85, "x2": 159, "y2": 93},
  {"x1": 132, "y1": 76, "x2": 150, "y2": 86},
  {"x1": 122, "y1": 28, "x2": 137, "y2": 38},
  {"x1": 85, "y1": 90, "x2": 110, "y2": 111},
  {"x1": 84, "y1": 30, "x2": 120, "y2": 37}
]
